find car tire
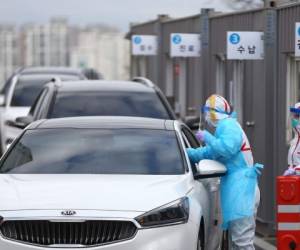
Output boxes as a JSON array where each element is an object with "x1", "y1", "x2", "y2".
[
  {"x1": 197, "y1": 228, "x2": 205, "y2": 250},
  {"x1": 221, "y1": 230, "x2": 229, "y2": 250}
]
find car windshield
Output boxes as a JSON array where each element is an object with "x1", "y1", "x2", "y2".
[
  {"x1": 48, "y1": 91, "x2": 171, "y2": 119},
  {"x1": 10, "y1": 75, "x2": 80, "y2": 107},
  {"x1": 0, "y1": 128, "x2": 185, "y2": 175}
]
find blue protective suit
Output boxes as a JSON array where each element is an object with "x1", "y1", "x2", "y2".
[{"x1": 187, "y1": 117, "x2": 263, "y2": 229}]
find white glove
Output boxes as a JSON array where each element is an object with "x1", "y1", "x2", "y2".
[{"x1": 283, "y1": 168, "x2": 296, "y2": 176}]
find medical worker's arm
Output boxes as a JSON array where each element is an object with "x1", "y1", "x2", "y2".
[
  {"x1": 187, "y1": 145, "x2": 217, "y2": 164},
  {"x1": 203, "y1": 119, "x2": 243, "y2": 160}
]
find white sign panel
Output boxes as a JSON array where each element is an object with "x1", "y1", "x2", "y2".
[
  {"x1": 131, "y1": 35, "x2": 158, "y2": 56},
  {"x1": 227, "y1": 32, "x2": 264, "y2": 60},
  {"x1": 295, "y1": 23, "x2": 300, "y2": 57},
  {"x1": 170, "y1": 33, "x2": 201, "y2": 58}
]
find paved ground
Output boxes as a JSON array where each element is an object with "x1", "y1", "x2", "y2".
[{"x1": 254, "y1": 236, "x2": 276, "y2": 250}]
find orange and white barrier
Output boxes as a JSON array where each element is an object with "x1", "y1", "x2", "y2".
[{"x1": 277, "y1": 176, "x2": 300, "y2": 250}]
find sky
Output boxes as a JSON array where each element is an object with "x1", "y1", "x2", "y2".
[{"x1": 0, "y1": 0, "x2": 235, "y2": 31}]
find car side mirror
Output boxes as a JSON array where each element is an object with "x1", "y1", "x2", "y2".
[
  {"x1": 0, "y1": 94, "x2": 5, "y2": 106},
  {"x1": 16, "y1": 116, "x2": 33, "y2": 129},
  {"x1": 6, "y1": 116, "x2": 33, "y2": 129},
  {"x1": 194, "y1": 159, "x2": 227, "y2": 180},
  {"x1": 185, "y1": 117, "x2": 200, "y2": 131}
]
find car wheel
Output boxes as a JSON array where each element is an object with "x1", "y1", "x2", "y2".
[
  {"x1": 197, "y1": 230, "x2": 205, "y2": 250},
  {"x1": 221, "y1": 230, "x2": 229, "y2": 250}
]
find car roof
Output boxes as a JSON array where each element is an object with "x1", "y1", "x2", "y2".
[
  {"x1": 28, "y1": 117, "x2": 175, "y2": 131},
  {"x1": 52, "y1": 80, "x2": 156, "y2": 93},
  {"x1": 21, "y1": 67, "x2": 83, "y2": 76},
  {"x1": 18, "y1": 74, "x2": 81, "y2": 81}
]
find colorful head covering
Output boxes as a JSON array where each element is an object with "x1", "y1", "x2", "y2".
[{"x1": 203, "y1": 94, "x2": 231, "y2": 127}]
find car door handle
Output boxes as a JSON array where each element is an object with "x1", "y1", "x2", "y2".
[{"x1": 246, "y1": 121, "x2": 255, "y2": 127}]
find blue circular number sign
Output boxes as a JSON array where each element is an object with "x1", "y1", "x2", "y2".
[
  {"x1": 134, "y1": 36, "x2": 142, "y2": 45},
  {"x1": 172, "y1": 34, "x2": 182, "y2": 44},
  {"x1": 229, "y1": 33, "x2": 240, "y2": 45}
]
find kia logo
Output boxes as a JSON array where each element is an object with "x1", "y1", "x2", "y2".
[{"x1": 61, "y1": 210, "x2": 76, "y2": 216}]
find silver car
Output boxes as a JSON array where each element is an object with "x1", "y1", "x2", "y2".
[{"x1": 0, "y1": 67, "x2": 86, "y2": 153}]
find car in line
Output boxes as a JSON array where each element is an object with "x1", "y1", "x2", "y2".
[
  {"x1": 9, "y1": 77, "x2": 176, "y2": 138},
  {"x1": 0, "y1": 116, "x2": 225, "y2": 249},
  {"x1": 0, "y1": 67, "x2": 86, "y2": 152},
  {"x1": 82, "y1": 68, "x2": 104, "y2": 79}
]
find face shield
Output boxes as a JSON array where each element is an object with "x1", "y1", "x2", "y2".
[
  {"x1": 290, "y1": 107, "x2": 300, "y2": 129},
  {"x1": 202, "y1": 106, "x2": 230, "y2": 127}
]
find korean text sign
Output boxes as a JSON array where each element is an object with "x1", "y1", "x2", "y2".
[
  {"x1": 132, "y1": 35, "x2": 158, "y2": 56},
  {"x1": 227, "y1": 32, "x2": 264, "y2": 60},
  {"x1": 170, "y1": 33, "x2": 201, "y2": 58}
]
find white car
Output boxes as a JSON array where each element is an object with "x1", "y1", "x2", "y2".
[
  {"x1": 0, "y1": 116, "x2": 226, "y2": 250},
  {"x1": 0, "y1": 67, "x2": 86, "y2": 153}
]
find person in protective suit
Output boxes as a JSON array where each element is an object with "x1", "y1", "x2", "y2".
[
  {"x1": 284, "y1": 102, "x2": 300, "y2": 176},
  {"x1": 187, "y1": 94, "x2": 263, "y2": 250}
]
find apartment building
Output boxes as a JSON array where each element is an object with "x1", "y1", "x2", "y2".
[
  {"x1": 0, "y1": 19, "x2": 130, "y2": 83},
  {"x1": 0, "y1": 25, "x2": 18, "y2": 86},
  {"x1": 20, "y1": 18, "x2": 69, "y2": 67},
  {"x1": 70, "y1": 27, "x2": 130, "y2": 80}
]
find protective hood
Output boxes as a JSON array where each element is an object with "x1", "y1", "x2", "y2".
[{"x1": 203, "y1": 94, "x2": 231, "y2": 127}]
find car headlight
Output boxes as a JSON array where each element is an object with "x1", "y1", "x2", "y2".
[{"x1": 135, "y1": 197, "x2": 189, "y2": 228}]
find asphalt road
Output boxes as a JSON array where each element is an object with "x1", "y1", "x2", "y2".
[{"x1": 254, "y1": 236, "x2": 276, "y2": 250}]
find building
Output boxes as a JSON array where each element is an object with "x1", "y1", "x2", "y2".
[
  {"x1": 70, "y1": 27, "x2": 130, "y2": 80},
  {"x1": 48, "y1": 18, "x2": 69, "y2": 66},
  {"x1": 20, "y1": 18, "x2": 69, "y2": 67},
  {"x1": 0, "y1": 25, "x2": 18, "y2": 87},
  {"x1": 0, "y1": 18, "x2": 130, "y2": 86},
  {"x1": 5, "y1": 20, "x2": 130, "y2": 81}
]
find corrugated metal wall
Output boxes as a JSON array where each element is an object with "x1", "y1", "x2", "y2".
[
  {"x1": 161, "y1": 15, "x2": 203, "y2": 116},
  {"x1": 130, "y1": 18, "x2": 164, "y2": 90},
  {"x1": 128, "y1": 4, "x2": 300, "y2": 233},
  {"x1": 130, "y1": 14, "x2": 204, "y2": 115},
  {"x1": 277, "y1": 4, "x2": 300, "y2": 177},
  {"x1": 209, "y1": 10, "x2": 276, "y2": 228}
]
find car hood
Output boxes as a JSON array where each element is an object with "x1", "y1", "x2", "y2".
[{"x1": 0, "y1": 174, "x2": 192, "y2": 212}]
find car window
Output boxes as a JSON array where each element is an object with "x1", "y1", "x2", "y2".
[
  {"x1": 1, "y1": 74, "x2": 15, "y2": 96},
  {"x1": 181, "y1": 127, "x2": 199, "y2": 173},
  {"x1": 32, "y1": 88, "x2": 49, "y2": 119},
  {"x1": 28, "y1": 90, "x2": 44, "y2": 117},
  {"x1": 0, "y1": 128, "x2": 185, "y2": 175},
  {"x1": 182, "y1": 127, "x2": 200, "y2": 148},
  {"x1": 48, "y1": 91, "x2": 171, "y2": 119},
  {"x1": 181, "y1": 132, "x2": 190, "y2": 148},
  {"x1": 10, "y1": 75, "x2": 80, "y2": 107}
]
